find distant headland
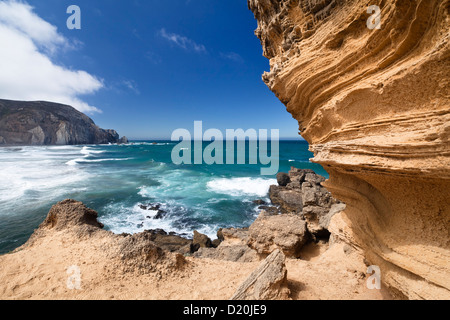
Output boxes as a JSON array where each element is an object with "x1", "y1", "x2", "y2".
[{"x1": 0, "y1": 99, "x2": 128, "y2": 146}]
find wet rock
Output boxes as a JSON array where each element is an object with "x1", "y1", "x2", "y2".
[
  {"x1": 252, "y1": 199, "x2": 267, "y2": 206},
  {"x1": 154, "y1": 210, "x2": 167, "y2": 220},
  {"x1": 139, "y1": 203, "x2": 167, "y2": 220}
]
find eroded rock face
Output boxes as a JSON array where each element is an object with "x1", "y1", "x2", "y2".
[
  {"x1": 249, "y1": 0, "x2": 450, "y2": 299},
  {"x1": 40, "y1": 199, "x2": 104, "y2": 232},
  {"x1": 0, "y1": 99, "x2": 128, "y2": 145}
]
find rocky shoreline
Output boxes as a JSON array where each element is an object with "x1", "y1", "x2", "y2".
[
  {"x1": 120, "y1": 167, "x2": 346, "y2": 264},
  {"x1": 0, "y1": 167, "x2": 392, "y2": 300}
]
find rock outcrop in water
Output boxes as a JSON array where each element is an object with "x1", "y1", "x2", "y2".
[
  {"x1": 0, "y1": 99, "x2": 128, "y2": 146},
  {"x1": 248, "y1": 0, "x2": 450, "y2": 299}
]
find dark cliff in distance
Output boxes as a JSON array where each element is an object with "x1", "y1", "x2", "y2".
[{"x1": 0, "y1": 99, "x2": 128, "y2": 146}]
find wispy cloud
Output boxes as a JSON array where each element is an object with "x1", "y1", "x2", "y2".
[
  {"x1": 159, "y1": 28, "x2": 207, "y2": 54},
  {"x1": 106, "y1": 79, "x2": 140, "y2": 95},
  {"x1": 122, "y1": 80, "x2": 140, "y2": 95},
  {"x1": 0, "y1": 0, "x2": 103, "y2": 113},
  {"x1": 220, "y1": 52, "x2": 244, "y2": 63}
]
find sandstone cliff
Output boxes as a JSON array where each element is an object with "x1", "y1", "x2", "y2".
[
  {"x1": 0, "y1": 99, "x2": 128, "y2": 146},
  {"x1": 248, "y1": 0, "x2": 450, "y2": 299}
]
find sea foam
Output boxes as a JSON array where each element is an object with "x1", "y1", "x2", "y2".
[{"x1": 207, "y1": 177, "x2": 276, "y2": 197}]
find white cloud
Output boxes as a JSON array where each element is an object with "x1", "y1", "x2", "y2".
[
  {"x1": 0, "y1": 0, "x2": 103, "y2": 113},
  {"x1": 159, "y1": 28, "x2": 207, "y2": 53}
]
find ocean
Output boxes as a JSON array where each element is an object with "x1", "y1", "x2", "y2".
[{"x1": 0, "y1": 140, "x2": 328, "y2": 254}]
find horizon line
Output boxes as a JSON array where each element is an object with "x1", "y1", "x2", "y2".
[{"x1": 127, "y1": 138, "x2": 306, "y2": 141}]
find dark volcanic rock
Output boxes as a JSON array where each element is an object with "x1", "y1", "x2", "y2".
[
  {"x1": 139, "y1": 203, "x2": 168, "y2": 220},
  {"x1": 118, "y1": 136, "x2": 129, "y2": 144},
  {"x1": 142, "y1": 229, "x2": 193, "y2": 255},
  {"x1": 193, "y1": 230, "x2": 213, "y2": 249},
  {"x1": 269, "y1": 167, "x2": 345, "y2": 239},
  {"x1": 276, "y1": 172, "x2": 291, "y2": 186},
  {"x1": 0, "y1": 99, "x2": 127, "y2": 146},
  {"x1": 258, "y1": 205, "x2": 280, "y2": 215},
  {"x1": 252, "y1": 199, "x2": 267, "y2": 206}
]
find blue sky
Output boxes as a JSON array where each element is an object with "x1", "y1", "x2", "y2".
[{"x1": 0, "y1": 0, "x2": 302, "y2": 139}]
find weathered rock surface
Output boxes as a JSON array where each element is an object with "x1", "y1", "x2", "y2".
[
  {"x1": 41, "y1": 199, "x2": 104, "y2": 231},
  {"x1": 230, "y1": 249, "x2": 290, "y2": 300},
  {"x1": 193, "y1": 245, "x2": 259, "y2": 263},
  {"x1": 270, "y1": 168, "x2": 344, "y2": 238},
  {"x1": 118, "y1": 231, "x2": 186, "y2": 274},
  {"x1": 138, "y1": 229, "x2": 193, "y2": 255},
  {"x1": 248, "y1": 211, "x2": 309, "y2": 258},
  {"x1": 0, "y1": 199, "x2": 389, "y2": 300},
  {"x1": 194, "y1": 169, "x2": 342, "y2": 261},
  {"x1": 249, "y1": 0, "x2": 450, "y2": 299},
  {"x1": 220, "y1": 228, "x2": 250, "y2": 244},
  {"x1": 276, "y1": 172, "x2": 291, "y2": 186},
  {"x1": 194, "y1": 227, "x2": 259, "y2": 262},
  {"x1": 27, "y1": 200, "x2": 186, "y2": 275},
  {"x1": 0, "y1": 99, "x2": 127, "y2": 146},
  {"x1": 193, "y1": 230, "x2": 213, "y2": 249}
]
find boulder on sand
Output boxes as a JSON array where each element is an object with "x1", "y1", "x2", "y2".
[
  {"x1": 247, "y1": 212, "x2": 309, "y2": 258},
  {"x1": 230, "y1": 249, "x2": 290, "y2": 300}
]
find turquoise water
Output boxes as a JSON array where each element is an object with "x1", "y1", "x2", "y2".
[{"x1": 0, "y1": 140, "x2": 328, "y2": 254}]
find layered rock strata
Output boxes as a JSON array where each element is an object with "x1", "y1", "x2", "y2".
[{"x1": 248, "y1": 0, "x2": 450, "y2": 299}]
